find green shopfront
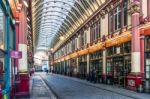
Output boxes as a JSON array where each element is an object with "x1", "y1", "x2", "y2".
[{"x1": 0, "y1": 0, "x2": 16, "y2": 98}]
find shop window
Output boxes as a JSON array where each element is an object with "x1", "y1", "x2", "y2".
[
  {"x1": 145, "y1": 37, "x2": 150, "y2": 52},
  {"x1": 145, "y1": 53, "x2": 150, "y2": 79},
  {"x1": 124, "y1": 42, "x2": 131, "y2": 53},
  {"x1": 107, "y1": 47, "x2": 114, "y2": 56},
  {"x1": 106, "y1": 59, "x2": 113, "y2": 75},
  {"x1": 0, "y1": 7, "x2": 5, "y2": 90},
  {"x1": 0, "y1": 8, "x2": 5, "y2": 50},
  {"x1": 109, "y1": 0, "x2": 128, "y2": 33},
  {"x1": 114, "y1": 45, "x2": 123, "y2": 55},
  {"x1": 90, "y1": 51, "x2": 102, "y2": 59}
]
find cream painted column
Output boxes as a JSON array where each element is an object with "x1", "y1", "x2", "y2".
[
  {"x1": 86, "y1": 55, "x2": 90, "y2": 74},
  {"x1": 86, "y1": 27, "x2": 90, "y2": 74},
  {"x1": 102, "y1": 50, "x2": 106, "y2": 75},
  {"x1": 76, "y1": 35, "x2": 80, "y2": 73},
  {"x1": 101, "y1": 13, "x2": 108, "y2": 76},
  {"x1": 18, "y1": 44, "x2": 27, "y2": 72},
  {"x1": 131, "y1": 1, "x2": 141, "y2": 73},
  {"x1": 76, "y1": 58, "x2": 79, "y2": 72},
  {"x1": 18, "y1": 7, "x2": 28, "y2": 72}
]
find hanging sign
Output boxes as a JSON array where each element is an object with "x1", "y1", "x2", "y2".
[{"x1": 10, "y1": 51, "x2": 22, "y2": 59}]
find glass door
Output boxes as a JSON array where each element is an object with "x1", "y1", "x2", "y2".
[
  {"x1": 145, "y1": 53, "x2": 150, "y2": 79},
  {"x1": 124, "y1": 55, "x2": 131, "y2": 87},
  {"x1": 113, "y1": 56, "x2": 124, "y2": 85}
]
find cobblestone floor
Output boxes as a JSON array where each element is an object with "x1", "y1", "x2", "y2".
[{"x1": 41, "y1": 73, "x2": 150, "y2": 99}]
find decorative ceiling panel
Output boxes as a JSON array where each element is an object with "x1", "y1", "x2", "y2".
[{"x1": 32, "y1": 0, "x2": 106, "y2": 51}]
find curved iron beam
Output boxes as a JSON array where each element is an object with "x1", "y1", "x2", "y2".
[
  {"x1": 34, "y1": 21, "x2": 70, "y2": 34},
  {"x1": 33, "y1": 17, "x2": 72, "y2": 30},
  {"x1": 32, "y1": 0, "x2": 89, "y2": 17},
  {"x1": 33, "y1": 5, "x2": 84, "y2": 24},
  {"x1": 33, "y1": 14, "x2": 76, "y2": 30},
  {"x1": 33, "y1": 10, "x2": 80, "y2": 27}
]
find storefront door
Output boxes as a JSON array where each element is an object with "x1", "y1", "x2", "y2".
[{"x1": 113, "y1": 56, "x2": 124, "y2": 85}]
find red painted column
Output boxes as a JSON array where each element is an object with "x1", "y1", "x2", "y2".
[
  {"x1": 127, "y1": 0, "x2": 143, "y2": 91},
  {"x1": 15, "y1": 5, "x2": 29, "y2": 96},
  {"x1": 140, "y1": 33, "x2": 145, "y2": 74},
  {"x1": 148, "y1": 0, "x2": 150, "y2": 21},
  {"x1": 131, "y1": 9, "x2": 141, "y2": 74}
]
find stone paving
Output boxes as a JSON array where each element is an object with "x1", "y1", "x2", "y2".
[
  {"x1": 19, "y1": 74, "x2": 56, "y2": 99},
  {"x1": 40, "y1": 73, "x2": 150, "y2": 99}
]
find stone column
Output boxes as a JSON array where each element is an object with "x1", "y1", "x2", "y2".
[
  {"x1": 86, "y1": 27, "x2": 90, "y2": 74},
  {"x1": 127, "y1": 0, "x2": 143, "y2": 90},
  {"x1": 102, "y1": 50, "x2": 106, "y2": 75},
  {"x1": 18, "y1": 6, "x2": 28, "y2": 72},
  {"x1": 102, "y1": 49, "x2": 106, "y2": 82},
  {"x1": 131, "y1": 1, "x2": 141, "y2": 73},
  {"x1": 76, "y1": 58, "x2": 79, "y2": 73},
  {"x1": 87, "y1": 54, "x2": 90, "y2": 74}
]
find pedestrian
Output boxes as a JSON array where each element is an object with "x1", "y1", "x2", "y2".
[{"x1": 46, "y1": 69, "x2": 48, "y2": 74}]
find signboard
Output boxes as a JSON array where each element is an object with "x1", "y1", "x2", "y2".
[
  {"x1": 128, "y1": 79, "x2": 135, "y2": 87},
  {"x1": 10, "y1": 51, "x2": 22, "y2": 59}
]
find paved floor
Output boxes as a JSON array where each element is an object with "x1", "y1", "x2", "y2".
[
  {"x1": 20, "y1": 74, "x2": 56, "y2": 99},
  {"x1": 40, "y1": 73, "x2": 150, "y2": 99}
]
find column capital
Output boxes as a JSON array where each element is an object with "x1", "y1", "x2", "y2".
[{"x1": 129, "y1": 1, "x2": 140, "y2": 15}]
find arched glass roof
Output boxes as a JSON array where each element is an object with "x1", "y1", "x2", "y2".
[{"x1": 32, "y1": 0, "x2": 106, "y2": 51}]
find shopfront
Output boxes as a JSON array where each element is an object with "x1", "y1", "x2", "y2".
[
  {"x1": 0, "y1": 0, "x2": 16, "y2": 98},
  {"x1": 0, "y1": 6, "x2": 5, "y2": 93},
  {"x1": 144, "y1": 36, "x2": 150, "y2": 92},
  {"x1": 78, "y1": 55, "x2": 87, "y2": 79},
  {"x1": 106, "y1": 42, "x2": 131, "y2": 86},
  {"x1": 70, "y1": 58, "x2": 77, "y2": 76},
  {"x1": 89, "y1": 50, "x2": 103, "y2": 83},
  {"x1": 106, "y1": 47, "x2": 114, "y2": 84}
]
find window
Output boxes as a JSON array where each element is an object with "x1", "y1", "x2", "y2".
[
  {"x1": 90, "y1": 20, "x2": 101, "y2": 42},
  {"x1": 123, "y1": 0, "x2": 128, "y2": 26},
  {"x1": 114, "y1": 5, "x2": 121, "y2": 31},
  {"x1": 109, "y1": 0, "x2": 128, "y2": 33},
  {"x1": 0, "y1": 8, "x2": 5, "y2": 50},
  {"x1": 80, "y1": 29, "x2": 85, "y2": 47}
]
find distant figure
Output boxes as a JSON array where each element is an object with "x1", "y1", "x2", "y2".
[{"x1": 46, "y1": 69, "x2": 48, "y2": 74}]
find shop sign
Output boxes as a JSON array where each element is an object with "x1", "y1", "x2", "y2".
[
  {"x1": 10, "y1": 51, "x2": 22, "y2": 59},
  {"x1": 128, "y1": 79, "x2": 135, "y2": 87}
]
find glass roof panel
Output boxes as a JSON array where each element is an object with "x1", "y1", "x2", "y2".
[{"x1": 36, "y1": 0, "x2": 75, "y2": 50}]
